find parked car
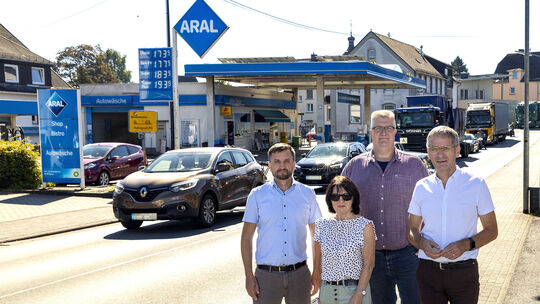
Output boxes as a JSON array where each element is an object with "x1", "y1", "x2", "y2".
[
  {"x1": 365, "y1": 141, "x2": 404, "y2": 152},
  {"x1": 463, "y1": 133, "x2": 481, "y2": 154},
  {"x1": 83, "y1": 143, "x2": 147, "y2": 185},
  {"x1": 112, "y1": 147, "x2": 265, "y2": 229},
  {"x1": 294, "y1": 142, "x2": 366, "y2": 187}
]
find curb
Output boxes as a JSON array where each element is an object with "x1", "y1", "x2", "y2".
[{"x1": 11, "y1": 189, "x2": 114, "y2": 198}]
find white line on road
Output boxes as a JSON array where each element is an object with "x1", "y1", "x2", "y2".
[{"x1": 0, "y1": 226, "x2": 242, "y2": 299}]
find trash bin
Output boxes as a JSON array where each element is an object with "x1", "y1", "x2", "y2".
[{"x1": 292, "y1": 136, "x2": 301, "y2": 147}]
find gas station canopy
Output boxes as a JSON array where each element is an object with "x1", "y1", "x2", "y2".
[{"x1": 184, "y1": 60, "x2": 426, "y2": 90}]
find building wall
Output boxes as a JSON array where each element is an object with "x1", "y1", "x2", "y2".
[{"x1": 492, "y1": 69, "x2": 540, "y2": 101}]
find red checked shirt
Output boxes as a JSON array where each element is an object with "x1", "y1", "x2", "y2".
[{"x1": 342, "y1": 149, "x2": 428, "y2": 250}]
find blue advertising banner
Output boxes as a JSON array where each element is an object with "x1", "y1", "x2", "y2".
[
  {"x1": 174, "y1": 0, "x2": 228, "y2": 58},
  {"x1": 139, "y1": 48, "x2": 173, "y2": 101},
  {"x1": 37, "y1": 89, "x2": 83, "y2": 184}
]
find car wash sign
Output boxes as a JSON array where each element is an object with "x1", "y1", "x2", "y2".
[
  {"x1": 37, "y1": 89, "x2": 84, "y2": 184},
  {"x1": 174, "y1": 0, "x2": 229, "y2": 58}
]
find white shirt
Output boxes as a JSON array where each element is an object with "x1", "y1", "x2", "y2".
[
  {"x1": 408, "y1": 167, "x2": 495, "y2": 262},
  {"x1": 243, "y1": 180, "x2": 322, "y2": 266}
]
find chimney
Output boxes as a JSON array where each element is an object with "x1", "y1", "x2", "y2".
[
  {"x1": 311, "y1": 53, "x2": 318, "y2": 62},
  {"x1": 347, "y1": 35, "x2": 355, "y2": 53}
]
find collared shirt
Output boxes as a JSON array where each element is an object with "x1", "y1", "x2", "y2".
[
  {"x1": 342, "y1": 149, "x2": 428, "y2": 250},
  {"x1": 243, "y1": 179, "x2": 322, "y2": 266},
  {"x1": 408, "y1": 167, "x2": 495, "y2": 262}
]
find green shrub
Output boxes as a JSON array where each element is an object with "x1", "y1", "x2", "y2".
[{"x1": 0, "y1": 140, "x2": 42, "y2": 190}]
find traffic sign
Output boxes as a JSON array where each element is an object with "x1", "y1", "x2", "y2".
[
  {"x1": 139, "y1": 48, "x2": 173, "y2": 101},
  {"x1": 174, "y1": 0, "x2": 229, "y2": 58}
]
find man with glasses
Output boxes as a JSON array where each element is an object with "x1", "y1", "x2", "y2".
[
  {"x1": 342, "y1": 110, "x2": 428, "y2": 304},
  {"x1": 407, "y1": 126, "x2": 498, "y2": 303}
]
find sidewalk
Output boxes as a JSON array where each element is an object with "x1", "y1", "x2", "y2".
[{"x1": 0, "y1": 138, "x2": 538, "y2": 303}]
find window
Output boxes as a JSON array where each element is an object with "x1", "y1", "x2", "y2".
[
  {"x1": 242, "y1": 152, "x2": 254, "y2": 163},
  {"x1": 4, "y1": 64, "x2": 18, "y2": 83},
  {"x1": 32, "y1": 115, "x2": 38, "y2": 125},
  {"x1": 383, "y1": 103, "x2": 396, "y2": 110},
  {"x1": 460, "y1": 89, "x2": 469, "y2": 100},
  {"x1": 350, "y1": 105, "x2": 361, "y2": 124},
  {"x1": 216, "y1": 152, "x2": 234, "y2": 168},
  {"x1": 127, "y1": 146, "x2": 140, "y2": 155},
  {"x1": 298, "y1": 95, "x2": 303, "y2": 102},
  {"x1": 510, "y1": 87, "x2": 515, "y2": 95},
  {"x1": 512, "y1": 71, "x2": 518, "y2": 79},
  {"x1": 110, "y1": 146, "x2": 129, "y2": 158},
  {"x1": 231, "y1": 151, "x2": 248, "y2": 167},
  {"x1": 306, "y1": 90, "x2": 313, "y2": 100},
  {"x1": 327, "y1": 107, "x2": 331, "y2": 120},
  {"x1": 367, "y1": 49, "x2": 376, "y2": 60},
  {"x1": 307, "y1": 103, "x2": 314, "y2": 113},
  {"x1": 31, "y1": 67, "x2": 45, "y2": 85},
  {"x1": 479, "y1": 90, "x2": 484, "y2": 99}
]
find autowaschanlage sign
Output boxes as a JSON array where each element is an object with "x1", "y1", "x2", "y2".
[
  {"x1": 37, "y1": 89, "x2": 84, "y2": 185},
  {"x1": 129, "y1": 111, "x2": 157, "y2": 133}
]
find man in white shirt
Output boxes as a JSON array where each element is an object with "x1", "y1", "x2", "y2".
[{"x1": 407, "y1": 126, "x2": 498, "y2": 303}]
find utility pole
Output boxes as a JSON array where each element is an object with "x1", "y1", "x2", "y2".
[
  {"x1": 523, "y1": 0, "x2": 530, "y2": 213},
  {"x1": 166, "y1": 0, "x2": 176, "y2": 150}
]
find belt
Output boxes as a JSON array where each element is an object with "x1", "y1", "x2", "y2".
[
  {"x1": 324, "y1": 279, "x2": 359, "y2": 286},
  {"x1": 426, "y1": 259, "x2": 477, "y2": 271},
  {"x1": 257, "y1": 260, "x2": 306, "y2": 272}
]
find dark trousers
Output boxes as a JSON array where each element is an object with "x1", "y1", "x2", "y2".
[
  {"x1": 370, "y1": 245, "x2": 420, "y2": 304},
  {"x1": 254, "y1": 264, "x2": 311, "y2": 304},
  {"x1": 417, "y1": 259, "x2": 479, "y2": 304}
]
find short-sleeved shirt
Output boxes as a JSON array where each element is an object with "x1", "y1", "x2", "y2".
[
  {"x1": 314, "y1": 216, "x2": 376, "y2": 281},
  {"x1": 243, "y1": 180, "x2": 322, "y2": 266},
  {"x1": 341, "y1": 149, "x2": 428, "y2": 250},
  {"x1": 408, "y1": 167, "x2": 495, "y2": 262}
]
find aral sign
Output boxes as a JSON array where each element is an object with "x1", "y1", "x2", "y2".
[
  {"x1": 174, "y1": 0, "x2": 228, "y2": 58},
  {"x1": 37, "y1": 89, "x2": 84, "y2": 185}
]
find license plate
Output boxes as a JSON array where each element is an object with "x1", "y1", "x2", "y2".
[
  {"x1": 400, "y1": 137, "x2": 408, "y2": 144},
  {"x1": 306, "y1": 175, "x2": 322, "y2": 181},
  {"x1": 131, "y1": 213, "x2": 157, "y2": 221}
]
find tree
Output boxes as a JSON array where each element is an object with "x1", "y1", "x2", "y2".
[
  {"x1": 55, "y1": 44, "x2": 131, "y2": 87},
  {"x1": 451, "y1": 56, "x2": 468, "y2": 75}
]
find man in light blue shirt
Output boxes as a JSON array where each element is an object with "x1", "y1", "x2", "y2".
[{"x1": 241, "y1": 143, "x2": 322, "y2": 304}]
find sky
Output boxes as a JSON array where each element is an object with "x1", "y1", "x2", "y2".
[{"x1": 1, "y1": 0, "x2": 538, "y2": 83}]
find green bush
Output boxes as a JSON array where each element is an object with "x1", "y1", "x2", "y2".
[{"x1": 0, "y1": 140, "x2": 42, "y2": 190}]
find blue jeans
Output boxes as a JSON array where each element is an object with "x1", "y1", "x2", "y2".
[{"x1": 370, "y1": 245, "x2": 420, "y2": 304}]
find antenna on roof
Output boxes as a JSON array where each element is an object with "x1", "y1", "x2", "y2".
[
  {"x1": 350, "y1": 20, "x2": 353, "y2": 36},
  {"x1": 387, "y1": 32, "x2": 391, "y2": 38}
]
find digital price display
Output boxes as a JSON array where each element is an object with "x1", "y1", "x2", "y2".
[{"x1": 139, "y1": 48, "x2": 173, "y2": 101}]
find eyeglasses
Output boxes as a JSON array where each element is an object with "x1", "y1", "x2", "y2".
[
  {"x1": 428, "y1": 145, "x2": 456, "y2": 153},
  {"x1": 329, "y1": 193, "x2": 353, "y2": 201},
  {"x1": 371, "y1": 126, "x2": 395, "y2": 133}
]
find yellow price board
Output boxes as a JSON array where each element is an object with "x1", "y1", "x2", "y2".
[
  {"x1": 129, "y1": 111, "x2": 157, "y2": 133},
  {"x1": 221, "y1": 106, "x2": 232, "y2": 117}
]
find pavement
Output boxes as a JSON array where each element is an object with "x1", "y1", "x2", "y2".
[{"x1": 0, "y1": 138, "x2": 539, "y2": 303}]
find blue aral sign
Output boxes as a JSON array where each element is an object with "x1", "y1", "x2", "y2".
[
  {"x1": 37, "y1": 89, "x2": 83, "y2": 184},
  {"x1": 174, "y1": 0, "x2": 228, "y2": 58},
  {"x1": 139, "y1": 48, "x2": 173, "y2": 101}
]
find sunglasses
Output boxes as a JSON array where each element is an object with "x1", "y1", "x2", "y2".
[{"x1": 329, "y1": 193, "x2": 353, "y2": 201}]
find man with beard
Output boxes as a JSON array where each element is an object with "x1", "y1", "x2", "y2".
[{"x1": 241, "y1": 143, "x2": 322, "y2": 304}]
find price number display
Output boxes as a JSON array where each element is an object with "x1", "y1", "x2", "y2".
[{"x1": 139, "y1": 48, "x2": 174, "y2": 101}]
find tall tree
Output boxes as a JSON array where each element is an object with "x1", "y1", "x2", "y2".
[
  {"x1": 55, "y1": 44, "x2": 130, "y2": 87},
  {"x1": 451, "y1": 56, "x2": 468, "y2": 75}
]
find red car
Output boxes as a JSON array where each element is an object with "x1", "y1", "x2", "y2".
[{"x1": 83, "y1": 143, "x2": 147, "y2": 185}]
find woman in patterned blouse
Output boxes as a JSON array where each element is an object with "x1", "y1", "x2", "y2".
[{"x1": 313, "y1": 176, "x2": 376, "y2": 304}]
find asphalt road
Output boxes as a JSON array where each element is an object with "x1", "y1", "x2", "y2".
[{"x1": 0, "y1": 130, "x2": 536, "y2": 304}]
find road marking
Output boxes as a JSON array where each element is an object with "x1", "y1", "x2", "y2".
[{"x1": 0, "y1": 226, "x2": 242, "y2": 299}]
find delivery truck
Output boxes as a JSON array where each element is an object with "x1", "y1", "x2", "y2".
[{"x1": 465, "y1": 102, "x2": 510, "y2": 145}]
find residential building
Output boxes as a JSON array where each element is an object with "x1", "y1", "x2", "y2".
[{"x1": 493, "y1": 51, "x2": 540, "y2": 102}]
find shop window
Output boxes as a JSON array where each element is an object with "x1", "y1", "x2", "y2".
[
  {"x1": 4, "y1": 64, "x2": 18, "y2": 83},
  {"x1": 350, "y1": 105, "x2": 361, "y2": 124},
  {"x1": 32, "y1": 67, "x2": 45, "y2": 85}
]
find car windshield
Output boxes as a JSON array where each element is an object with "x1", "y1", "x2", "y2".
[
  {"x1": 306, "y1": 145, "x2": 348, "y2": 158},
  {"x1": 396, "y1": 112, "x2": 434, "y2": 128},
  {"x1": 464, "y1": 134, "x2": 475, "y2": 140},
  {"x1": 83, "y1": 145, "x2": 111, "y2": 158},
  {"x1": 145, "y1": 152, "x2": 213, "y2": 172},
  {"x1": 466, "y1": 111, "x2": 490, "y2": 125}
]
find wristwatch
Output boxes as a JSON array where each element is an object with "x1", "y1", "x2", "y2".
[
  {"x1": 469, "y1": 237, "x2": 476, "y2": 250},
  {"x1": 360, "y1": 289, "x2": 367, "y2": 296}
]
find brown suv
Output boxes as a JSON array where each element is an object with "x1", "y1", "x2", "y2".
[{"x1": 113, "y1": 147, "x2": 266, "y2": 229}]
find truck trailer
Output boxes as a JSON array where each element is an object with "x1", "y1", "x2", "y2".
[
  {"x1": 515, "y1": 101, "x2": 540, "y2": 128},
  {"x1": 465, "y1": 102, "x2": 510, "y2": 144}
]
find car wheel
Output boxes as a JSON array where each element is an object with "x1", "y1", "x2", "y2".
[
  {"x1": 96, "y1": 171, "x2": 110, "y2": 186},
  {"x1": 120, "y1": 219, "x2": 142, "y2": 230},
  {"x1": 198, "y1": 194, "x2": 217, "y2": 227}
]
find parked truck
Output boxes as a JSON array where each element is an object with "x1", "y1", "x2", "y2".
[
  {"x1": 515, "y1": 101, "x2": 540, "y2": 128},
  {"x1": 394, "y1": 95, "x2": 471, "y2": 156},
  {"x1": 465, "y1": 102, "x2": 510, "y2": 145}
]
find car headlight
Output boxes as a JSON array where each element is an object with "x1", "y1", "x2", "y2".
[
  {"x1": 329, "y1": 163, "x2": 343, "y2": 170},
  {"x1": 114, "y1": 182, "x2": 124, "y2": 195},
  {"x1": 169, "y1": 179, "x2": 198, "y2": 193},
  {"x1": 84, "y1": 163, "x2": 97, "y2": 170}
]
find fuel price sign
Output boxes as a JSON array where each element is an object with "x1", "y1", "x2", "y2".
[{"x1": 139, "y1": 48, "x2": 173, "y2": 101}]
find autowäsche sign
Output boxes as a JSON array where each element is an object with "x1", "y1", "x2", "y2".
[{"x1": 37, "y1": 89, "x2": 84, "y2": 184}]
